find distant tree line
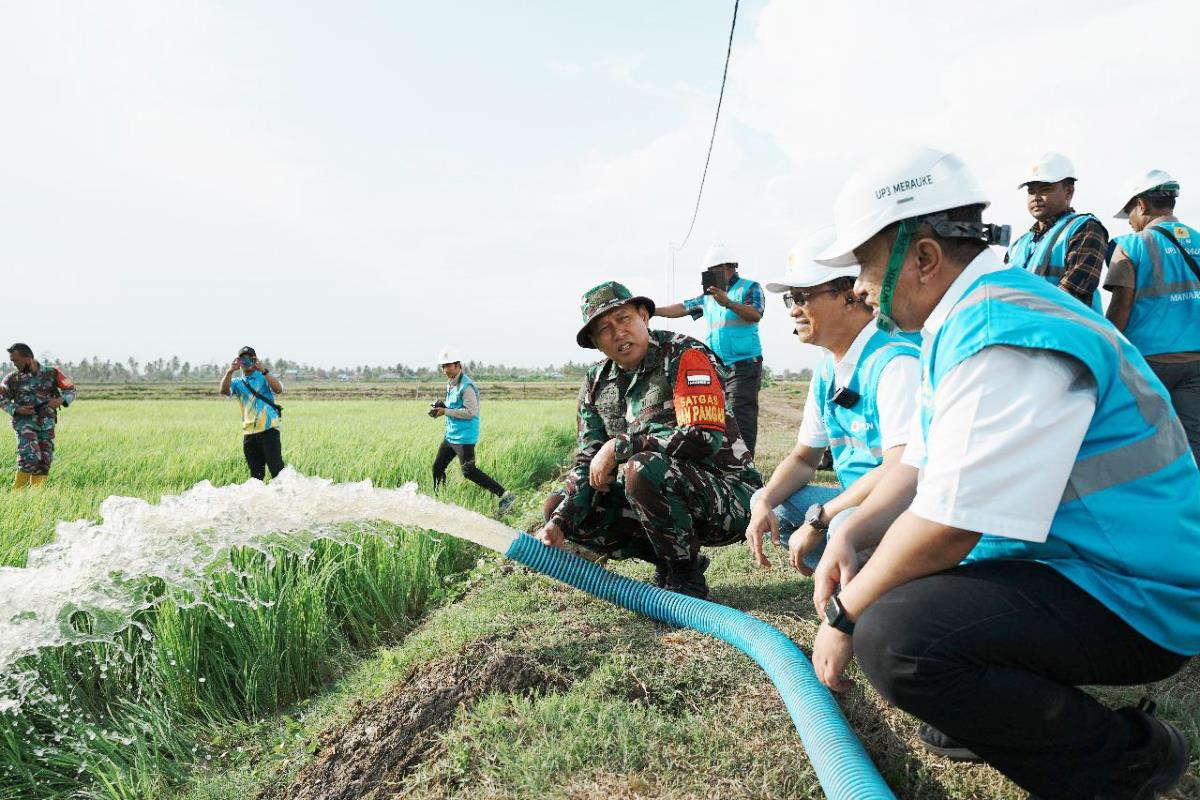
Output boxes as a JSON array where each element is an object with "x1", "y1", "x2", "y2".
[{"x1": 41, "y1": 356, "x2": 608, "y2": 383}]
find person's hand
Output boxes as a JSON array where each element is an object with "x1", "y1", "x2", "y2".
[
  {"x1": 432, "y1": 407, "x2": 446, "y2": 418},
  {"x1": 46, "y1": 397, "x2": 64, "y2": 410},
  {"x1": 13, "y1": 405, "x2": 35, "y2": 415},
  {"x1": 788, "y1": 522, "x2": 825, "y2": 575},
  {"x1": 589, "y1": 440, "x2": 618, "y2": 491},
  {"x1": 812, "y1": 621, "x2": 855, "y2": 692},
  {"x1": 745, "y1": 501, "x2": 779, "y2": 568},
  {"x1": 706, "y1": 286, "x2": 731, "y2": 307},
  {"x1": 228, "y1": 359, "x2": 240, "y2": 372},
  {"x1": 812, "y1": 533, "x2": 861, "y2": 616},
  {"x1": 536, "y1": 521, "x2": 565, "y2": 548}
]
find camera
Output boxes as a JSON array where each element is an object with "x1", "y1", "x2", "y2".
[
  {"x1": 428, "y1": 399, "x2": 447, "y2": 418},
  {"x1": 701, "y1": 267, "x2": 729, "y2": 294}
]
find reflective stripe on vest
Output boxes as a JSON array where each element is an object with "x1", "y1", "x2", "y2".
[
  {"x1": 702, "y1": 277, "x2": 762, "y2": 364},
  {"x1": 1006, "y1": 213, "x2": 1103, "y2": 312},
  {"x1": 444, "y1": 374, "x2": 482, "y2": 445},
  {"x1": 1112, "y1": 222, "x2": 1200, "y2": 357},
  {"x1": 921, "y1": 267, "x2": 1200, "y2": 655},
  {"x1": 814, "y1": 329, "x2": 920, "y2": 489}
]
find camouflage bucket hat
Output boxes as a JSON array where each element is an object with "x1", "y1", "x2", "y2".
[{"x1": 576, "y1": 281, "x2": 655, "y2": 348}]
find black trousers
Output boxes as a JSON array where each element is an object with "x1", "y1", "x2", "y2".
[
  {"x1": 854, "y1": 560, "x2": 1189, "y2": 799},
  {"x1": 432, "y1": 441, "x2": 506, "y2": 496},
  {"x1": 243, "y1": 428, "x2": 285, "y2": 481},
  {"x1": 726, "y1": 356, "x2": 762, "y2": 457}
]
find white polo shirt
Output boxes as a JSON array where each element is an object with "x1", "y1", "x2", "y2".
[
  {"x1": 797, "y1": 319, "x2": 920, "y2": 451},
  {"x1": 902, "y1": 248, "x2": 1098, "y2": 542}
]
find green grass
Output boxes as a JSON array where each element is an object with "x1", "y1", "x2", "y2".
[{"x1": 0, "y1": 399, "x2": 575, "y2": 799}]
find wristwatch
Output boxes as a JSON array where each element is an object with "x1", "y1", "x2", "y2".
[
  {"x1": 804, "y1": 502, "x2": 828, "y2": 532},
  {"x1": 824, "y1": 595, "x2": 855, "y2": 635}
]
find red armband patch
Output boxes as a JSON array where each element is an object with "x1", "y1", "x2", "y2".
[{"x1": 673, "y1": 349, "x2": 726, "y2": 432}]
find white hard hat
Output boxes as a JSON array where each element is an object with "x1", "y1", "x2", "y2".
[
  {"x1": 702, "y1": 244, "x2": 737, "y2": 269},
  {"x1": 765, "y1": 226, "x2": 860, "y2": 292},
  {"x1": 1114, "y1": 169, "x2": 1181, "y2": 219},
  {"x1": 1018, "y1": 152, "x2": 1077, "y2": 188},
  {"x1": 817, "y1": 145, "x2": 990, "y2": 267},
  {"x1": 436, "y1": 346, "x2": 462, "y2": 365}
]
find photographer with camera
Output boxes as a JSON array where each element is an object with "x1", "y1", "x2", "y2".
[
  {"x1": 430, "y1": 347, "x2": 515, "y2": 515},
  {"x1": 219, "y1": 345, "x2": 285, "y2": 481},
  {"x1": 655, "y1": 244, "x2": 765, "y2": 456}
]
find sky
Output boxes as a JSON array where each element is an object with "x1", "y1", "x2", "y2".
[{"x1": 2, "y1": 0, "x2": 1197, "y2": 372}]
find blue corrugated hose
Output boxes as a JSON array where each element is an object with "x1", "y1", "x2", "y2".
[{"x1": 505, "y1": 532, "x2": 894, "y2": 800}]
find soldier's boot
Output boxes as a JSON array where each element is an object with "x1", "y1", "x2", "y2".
[
  {"x1": 652, "y1": 559, "x2": 669, "y2": 588},
  {"x1": 665, "y1": 554, "x2": 711, "y2": 600},
  {"x1": 12, "y1": 471, "x2": 33, "y2": 489},
  {"x1": 29, "y1": 474, "x2": 47, "y2": 487}
]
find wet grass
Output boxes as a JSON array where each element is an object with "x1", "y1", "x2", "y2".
[{"x1": 0, "y1": 398, "x2": 575, "y2": 799}]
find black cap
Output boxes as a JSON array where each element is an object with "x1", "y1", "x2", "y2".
[
  {"x1": 6, "y1": 343, "x2": 33, "y2": 358},
  {"x1": 237, "y1": 345, "x2": 257, "y2": 358}
]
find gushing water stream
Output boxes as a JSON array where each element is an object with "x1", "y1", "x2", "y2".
[{"x1": 0, "y1": 470, "x2": 516, "y2": 708}]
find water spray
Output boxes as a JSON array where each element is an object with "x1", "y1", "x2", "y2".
[{"x1": 0, "y1": 472, "x2": 893, "y2": 799}]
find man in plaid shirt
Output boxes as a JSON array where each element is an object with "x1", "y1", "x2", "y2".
[
  {"x1": 1005, "y1": 152, "x2": 1109, "y2": 312},
  {"x1": 655, "y1": 244, "x2": 766, "y2": 456}
]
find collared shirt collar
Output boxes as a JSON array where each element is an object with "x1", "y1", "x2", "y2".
[
  {"x1": 923, "y1": 247, "x2": 1008, "y2": 338},
  {"x1": 446, "y1": 372, "x2": 464, "y2": 389},
  {"x1": 1032, "y1": 207, "x2": 1075, "y2": 236},
  {"x1": 829, "y1": 318, "x2": 878, "y2": 387}
]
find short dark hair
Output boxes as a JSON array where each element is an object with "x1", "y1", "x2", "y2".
[
  {"x1": 6, "y1": 343, "x2": 33, "y2": 358},
  {"x1": 878, "y1": 204, "x2": 989, "y2": 265},
  {"x1": 1140, "y1": 192, "x2": 1177, "y2": 213},
  {"x1": 829, "y1": 276, "x2": 857, "y2": 293}
]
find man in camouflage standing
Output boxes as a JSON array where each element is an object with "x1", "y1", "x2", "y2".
[
  {"x1": 1, "y1": 343, "x2": 77, "y2": 488},
  {"x1": 535, "y1": 281, "x2": 762, "y2": 598}
]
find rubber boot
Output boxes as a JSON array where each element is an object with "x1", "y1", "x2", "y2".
[
  {"x1": 29, "y1": 474, "x2": 47, "y2": 487},
  {"x1": 12, "y1": 471, "x2": 32, "y2": 489}
]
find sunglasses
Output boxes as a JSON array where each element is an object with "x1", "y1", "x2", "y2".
[{"x1": 782, "y1": 288, "x2": 842, "y2": 309}]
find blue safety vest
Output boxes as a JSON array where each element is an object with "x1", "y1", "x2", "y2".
[
  {"x1": 444, "y1": 374, "x2": 481, "y2": 445},
  {"x1": 812, "y1": 328, "x2": 919, "y2": 489},
  {"x1": 1006, "y1": 212, "x2": 1105, "y2": 313},
  {"x1": 921, "y1": 267, "x2": 1200, "y2": 655},
  {"x1": 1111, "y1": 221, "x2": 1200, "y2": 357},
  {"x1": 700, "y1": 277, "x2": 763, "y2": 365}
]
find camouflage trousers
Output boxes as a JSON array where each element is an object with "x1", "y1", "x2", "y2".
[
  {"x1": 546, "y1": 453, "x2": 758, "y2": 563},
  {"x1": 13, "y1": 418, "x2": 55, "y2": 475}
]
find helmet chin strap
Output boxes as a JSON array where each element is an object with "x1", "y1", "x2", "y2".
[{"x1": 876, "y1": 218, "x2": 915, "y2": 334}]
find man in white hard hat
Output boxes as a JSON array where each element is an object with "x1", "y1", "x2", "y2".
[
  {"x1": 744, "y1": 229, "x2": 919, "y2": 577},
  {"x1": 1104, "y1": 170, "x2": 1200, "y2": 466},
  {"x1": 1006, "y1": 152, "x2": 1109, "y2": 313},
  {"x1": 655, "y1": 244, "x2": 766, "y2": 456},
  {"x1": 807, "y1": 145, "x2": 1198, "y2": 799},
  {"x1": 429, "y1": 347, "x2": 516, "y2": 514}
]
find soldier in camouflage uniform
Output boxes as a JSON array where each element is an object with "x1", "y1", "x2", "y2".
[
  {"x1": 535, "y1": 282, "x2": 762, "y2": 598},
  {"x1": 1, "y1": 343, "x2": 77, "y2": 488}
]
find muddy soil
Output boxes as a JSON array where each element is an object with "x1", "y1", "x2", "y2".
[{"x1": 265, "y1": 638, "x2": 567, "y2": 800}]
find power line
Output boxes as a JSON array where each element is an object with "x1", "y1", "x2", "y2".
[{"x1": 674, "y1": 0, "x2": 739, "y2": 253}]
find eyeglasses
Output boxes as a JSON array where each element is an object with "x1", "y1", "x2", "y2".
[{"x1": 782, "y1": 288, "x2": 842, "y2": 309}]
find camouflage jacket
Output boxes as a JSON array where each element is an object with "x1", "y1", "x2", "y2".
[
  {"x1": 0, "y1": 363, "x2": 77, "y2": 425},
  {"x1": 551, "y1": 330, "x2": 760, "y2": 534}
]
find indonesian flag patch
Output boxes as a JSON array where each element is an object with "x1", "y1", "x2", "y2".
[{"x1": 674, "y1": 349, "x2": 725, "y2": 432}]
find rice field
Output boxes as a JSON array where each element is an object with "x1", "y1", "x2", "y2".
[{"x1": 0, "y1": 397, "x2": 575, "y2": 799}]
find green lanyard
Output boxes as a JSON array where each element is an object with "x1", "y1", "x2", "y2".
[{"x1": 876, "y1": 218, "x2": 915, "y2": 334}]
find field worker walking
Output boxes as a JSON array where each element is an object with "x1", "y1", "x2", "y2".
[
  {"x1": 745, "y1": 230, "x2": 919, "y2": 574},
  {"x1": 429, "y1": 347, "x2": 516, "y2": 514},
  {"x1": 219, "y1": 346, "x2": 286, "y2": 482},
  {"x1": 654, "y1": 245, "x2": 766, "y2": 456},
  {"x1": 1006, "y1": 152, "x2": 1109, "y2": 312},
  {"x1": 1105, "y1": 170, "x2": 1200, "y2": 466},
  {"x1": 1, "y1": 343, "x2": 77, "y2": 488},
  {"x1": 535, "y1": 282, "x2": 762, "y2": 599},
  {"x1": 807, "y1": 146, "x2": 1198, "y2": 800}
]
